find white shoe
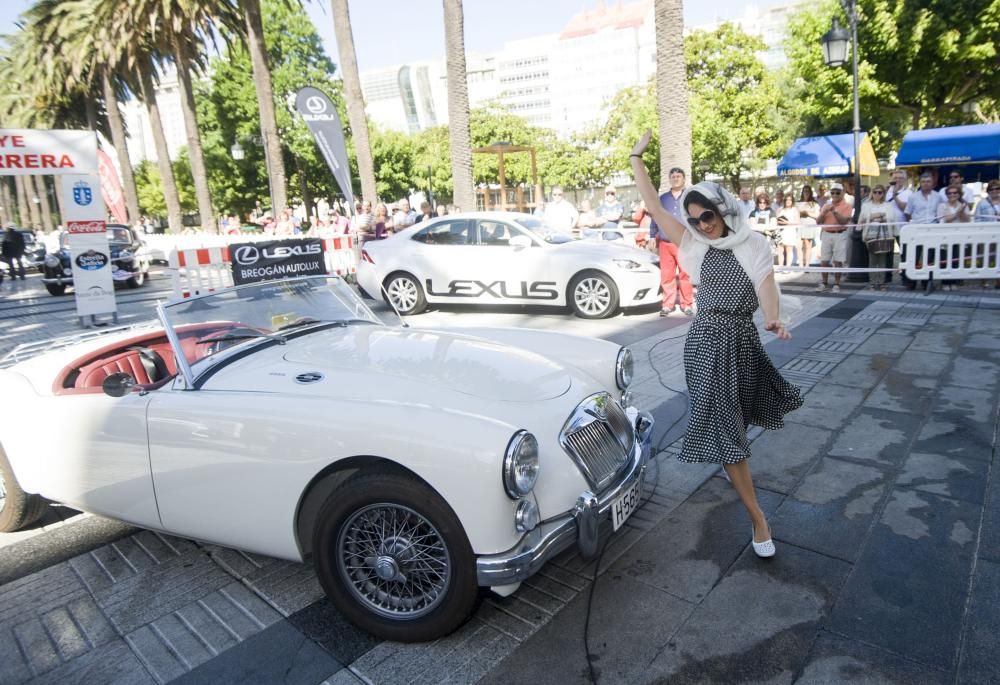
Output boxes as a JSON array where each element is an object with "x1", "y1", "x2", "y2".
[
  {"x1": 816, "y1": 283, "x2": 827, "y2": 292},
  {"x1": 831, "y1": 285, "x2": 841, "y2": 293},
  {"x1": 752, "y1": 523, "x2": 775, "y2": 558}
]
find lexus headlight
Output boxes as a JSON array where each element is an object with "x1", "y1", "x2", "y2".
[
  {"x1": 612, "y1": 258, "x2": 643, "y2": 270},
  {"x1": 503, "y1": 431, "x2": 539, "y2": 499},
  {"x1": 44, "y1": 254, "x2": 60, "y2": 268},
  {"x1": 616, "y1": 347, "x2": 634, "y2": 390}
]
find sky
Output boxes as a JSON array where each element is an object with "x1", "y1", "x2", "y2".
[{"x1": 1, "y1": 0, "x2": 790, "y2": 73}]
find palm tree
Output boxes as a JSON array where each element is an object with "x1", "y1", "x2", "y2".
[
  {"x1": 101, "y1": 69, "x2": 142, "y2": 224},
  {"x1": 654, "y1": 0, "x2": 691, "y2": 187},
  {"x1": 241, "y1": 0, "x2": 287, "y2": 214},
  {"x1": 442, "y1": 0, "x2": 475, "y2": 211},
  {"x1": 331, "y1": 0, "x2": 377, "y2": 205}
]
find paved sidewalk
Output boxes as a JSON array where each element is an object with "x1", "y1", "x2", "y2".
[{"x1": 1, "y1": 285, "x2": 997, "y2": 684}]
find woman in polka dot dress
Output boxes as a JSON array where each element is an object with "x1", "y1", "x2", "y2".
[{"x1": 630, "y1": 131, "x2": 803, "y2": 557}]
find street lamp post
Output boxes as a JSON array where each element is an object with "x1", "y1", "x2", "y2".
[{"x1": 821, "y1": 2, "x2": 861, "y2": 228}]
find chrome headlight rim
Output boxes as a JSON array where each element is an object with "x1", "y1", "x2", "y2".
[
  {"x1": 621, "y1": 388, "x2": 634, "y2": 408},
  {"x1": 616, "y1": 347, "x2": 634, "y2": 390},
  {"x1": 43, "y1": 254, "x2": 60, "y2": 268},
  {"x1": 502, "y1": 430, "x2": 539, "y2": 499},
  {"x1": 515, "y1": 498, "x2": 540, "y2": 532}
]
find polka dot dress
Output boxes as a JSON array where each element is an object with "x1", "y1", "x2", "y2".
[{"x1": 679, "y1": 248, "x2": 803, "y2": 464}]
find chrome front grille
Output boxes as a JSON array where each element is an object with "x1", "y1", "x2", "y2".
[{"x1": 559, "y1": 393, "x2": 635, "y2": 491}]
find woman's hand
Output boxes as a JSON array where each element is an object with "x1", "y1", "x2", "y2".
[
  {"x1": 631, "y1": 130, "x2": 652, "y2": 158},
  {"x1": 765, "y1": 320, "x2": 791, "y2": 341}
]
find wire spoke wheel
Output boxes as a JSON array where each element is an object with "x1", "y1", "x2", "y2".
[
  {"x1": 574, "y1": 277, "x2": 612, "y2": 316},
  {"x1": 337, "y1": 503, "x2": 452, "y2": 620}
]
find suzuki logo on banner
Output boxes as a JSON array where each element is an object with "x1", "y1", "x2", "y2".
[{"x1": 72, "y1": 181, "x2": 93, "y2": 206}]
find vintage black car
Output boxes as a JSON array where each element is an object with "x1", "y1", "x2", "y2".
[{"x1": 42, "y1": 224, "x2": 150, "y2": 296}]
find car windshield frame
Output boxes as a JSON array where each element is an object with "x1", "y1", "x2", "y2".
[
  {"x1": 157, "y1": 276, "x2": 383, "y2": 389},
  {"x1": 107, "y1": 227, "x2": 132, "y2": 244}
]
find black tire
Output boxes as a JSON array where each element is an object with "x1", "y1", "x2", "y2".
[
  {"x1": 384, "y1": 272, "x2": 427, "y2": 315},
  {"x1": 127, "y1": 268, "x2": 146, "y2": 289},
  {"x1": 45, "y1": 282, "x2": 67, "y2": 296},
  {"x1": 0, "y1": 445, "x2": 47, "y2": 533},
  {"x1": 568, "y1": 270, "x2": 619, "y2": 319},
  {"x1": 312, "y1": 469, "x2": 478, "y2": 642}
]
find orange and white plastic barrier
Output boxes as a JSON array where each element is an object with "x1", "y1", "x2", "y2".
[{"x1": 167, "y1": 236, "x2": 358, "y2": 299}]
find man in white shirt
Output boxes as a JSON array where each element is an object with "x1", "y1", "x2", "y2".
[
  {"x1": 939, "y1": 170, "x2": 975, "y2": 206},
  {"x1": 905, "y1": 173, "x2": 943, "y2": 224},
  {"x1": 737, "y1": 187, "x2": 755, "y2": 218},
  {"x1": 885, "y1": 169, "x2": 912, "y2": 227},
  {"x1": 392, "y1": 199, "x2": 418, "y2": 230},
  {"x1": 543, "y1": 187, "x2": 579, "y2": 232}
]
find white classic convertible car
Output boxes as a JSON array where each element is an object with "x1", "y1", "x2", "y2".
[
  {"x1": 356, "y1": 212, "x2": 661, "y2": 319},
  {"x1": 0, "y1": 276, "x2": 653, "y2": 641}
]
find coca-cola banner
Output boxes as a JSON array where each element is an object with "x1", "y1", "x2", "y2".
[{"x1": 97, "y1": 148, "x2": 128, "y2": 224}]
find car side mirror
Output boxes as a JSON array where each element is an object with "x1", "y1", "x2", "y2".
[
  {"x1": 102, "y1": 372, "x2": 137, "y2": 398},
  {"x1": 509, "y1": 235, "x2": 532, "y2": 250}
]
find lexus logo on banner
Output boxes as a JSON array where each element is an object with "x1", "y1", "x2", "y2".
[
  {"x1": 229, "y1": 238, "x2": 328, "y2": 286},
  {"x1": 294, "y1": 86, "x2": 355, "y2": 210}
]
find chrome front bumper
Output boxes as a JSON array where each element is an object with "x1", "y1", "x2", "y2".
[{"x1": 476, "y1": 410, "x2": 655, "y2": 587}]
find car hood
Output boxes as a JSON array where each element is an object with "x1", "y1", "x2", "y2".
[
  {"x1": 553, "y1": 240, "x2": 657, "y2": 263},
  {"x1": 274, "y1": 325, "x2": 572, "y2": 401}
]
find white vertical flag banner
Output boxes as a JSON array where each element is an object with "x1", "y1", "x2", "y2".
[{"x1": 60, "y1": 174, "x2": 116, "y2": 317}]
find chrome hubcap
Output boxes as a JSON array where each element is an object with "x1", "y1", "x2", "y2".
[
  {"x1": 387, "y1": 278, "x2": 418, "y2": 312},
  {"x1": 337, "y1": 503, "x2": 451, "y2": 620},
  {"x1": 575, "y1": 278, "x2": 611, "y2": 315}
]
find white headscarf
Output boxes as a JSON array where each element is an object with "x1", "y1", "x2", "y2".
[{"x1": 677, "y1": 182, "x2": 799, "y2": 323}]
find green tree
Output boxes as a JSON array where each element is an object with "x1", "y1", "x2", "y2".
[
  {"x1": 685, "y1": 24, "x2": 787, "y2": 188},
  {"x1": 784, "y1": 0, "x2": 1000, "y2": 157},
  {"x1": 370, "y1": 128, "x2": 417, "y2": 201},
  {"x1": 134, "y1": 148, "x2": 197, "y2": 218}
]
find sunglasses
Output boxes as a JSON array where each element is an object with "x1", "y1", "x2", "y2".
[
  {"x1": 830, "y1": 190, "x2": 843, "y2": 194},
  {"x1": 606, "y1": 191, "x2": 615, "y2": 195},
  {"x1": 873, "y1": 190, "x2": 884, "y2": 194},
  {"x1": 686, "y1": 209, "x2": 717, "y2": 228}
]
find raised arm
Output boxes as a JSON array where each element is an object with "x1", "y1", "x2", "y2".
[{"x1": 629, "y1": 130, "x2": 687, "y2": 245}]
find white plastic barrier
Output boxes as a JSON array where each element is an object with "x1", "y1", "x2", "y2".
[
  {"x1": 900, "y1": 222, "x2": 1000, "y2": 281},
  {"x1": 167, "y1": 235, "x2": 357, "y2": 299}
]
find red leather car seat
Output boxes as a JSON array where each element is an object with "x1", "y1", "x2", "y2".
[{"x1": 74, "y1": 348, "x2": 164, "y2": 389}]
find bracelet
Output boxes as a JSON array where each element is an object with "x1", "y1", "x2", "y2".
[{"x1": 629, "y1": 154, "x2": 642, "y2": 159}]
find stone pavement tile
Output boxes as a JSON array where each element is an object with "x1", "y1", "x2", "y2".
[
  {"x1": 20, "y1": 637, "x2": 155, "y2": 685},
  {"x1": 957, "y1": 559, "x2": 1000, "y2": 685},
  {"x1": 124, "y1": 581, "x2": 283, "y2": 683},
  {"x1": 827, "y1": 488, "x2": 979, "y2": 670},
  {"x1": 824, "y1": 352, "x2": 894, "y2": 390},
  {"x1": 607, "y1": 478, "x2": 782, "y2": 604},
  {"x1": 897, "y1": 452, "x2": 989, "y2": 505},
  {"x1": 796, "y1": 631, "x2": 948, "y2": 684},
  {"x1": 907, "y1": 330, "x2": 964, "y2": 354},
  {"x1": 944, "y1": 352, "x2": 1000, "y2": 392},
  {"x1": 645, "y1": 544, "x2": 850, "y2": 684},
  {"x1": 206, "y1": 547, "x2": 324, "y2": 617},
  {"x1": 863, "y1": 373, "x2": 936, "y2": 415},
  {"x1": 893, "y1": 349, "x2": 951, "y2": 376},
  {"x1": 931, "y1": 385, "x2": 999, "y2": 438},
  {"x1": 787, "y1": 382, "x2": 867, "y2": 431},
  {"x1": 480, "y1": 575, "x2": 695, "y2": 685},
  {"x1": 911, "y1": 416, "x2": 994, "y2": 463},
  {"x1": 771, "y1": 456, "x2": 891, "y2": 562},
  {"x1": 287, "y1": 598, "x2": 382, "y2": 666},
  {"x1": 980, "y1": 474, "x2": 1000, "y2": 563},
  {"x1": 318, "y1": 668, "x2": 366, "y2": 685},
  {"x1": 814, "y1": 299, "x2": 871, "y2": 320},
  {"x1": 826, "y1": 408, "x2": 922, "y2": 466},
  {"x1": 70, "y1": 532, "x2": 237, "y2": 635},
  {"x1": 745, "y1": 422, "x2": 833, "y2": 494},
  {"x1": 170, "y1": 620, "x2": 341, "y2": 685},
  {"x1": 853, "y1": 331, "x2": 912, "y2": 355}
]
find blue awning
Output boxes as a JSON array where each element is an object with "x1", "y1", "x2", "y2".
[
  {"x1": 895, "y1": 123, "x2": 1000, "y2": 167},
  {"x1": 777, "y1": 133, "x2": 879, "y2": 178}
]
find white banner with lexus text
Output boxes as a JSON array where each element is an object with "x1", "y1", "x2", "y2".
[{"x1": 0, "y1": 129, "x2": 97, "y2": 175}]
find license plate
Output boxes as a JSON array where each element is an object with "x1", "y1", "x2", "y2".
[{"x1": 611, "y1": 479, "x2": 641, "y2": 531}]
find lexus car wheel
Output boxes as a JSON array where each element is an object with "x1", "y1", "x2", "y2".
[
  {"x1": 569, "y1": 271, "x2": 619, "y2": 319},
  {"x1": 384, "y1": 273, "x2": 427, "y2": 315}
]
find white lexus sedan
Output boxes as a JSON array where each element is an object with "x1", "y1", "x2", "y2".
[
  {"x1": 0, "y1": 276, "x2": 653, "y2": 642},
  {"x1": 357, "y1": 212, "x2": 661, "y2": 319}
]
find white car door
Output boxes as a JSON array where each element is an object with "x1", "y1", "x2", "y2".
[
  {"x1": 30, "y1": 392, "x2": 159, "y2": 527},
  {"x1": 407, "y1": 219, "x2": 483, "y2": 303},
  {"x1": 473, "y1": 219, "x2": 558, "y2": 305}
]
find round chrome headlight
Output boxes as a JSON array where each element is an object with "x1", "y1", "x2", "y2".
[
  {"x1": 616, "y1": 347, "x2": 634, "y2": 390},
  {"x1": 118, "y1": 249, "x2": 133, "y2": 260},
  {"x1": 621, "y1": 388, "x2": 634, "y2": 408},
  {"x1": 44, "y1": 254, "x2": 60, "y2": 268},
  {"x1": 503, "y1": 431, "x2": 539, "y2": 499},
  {"x1": 515, "y1": 498, "x2": 540, "y2": 532}
]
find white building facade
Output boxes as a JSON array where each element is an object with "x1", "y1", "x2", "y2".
[{"x1": 120, "y1": 63, "x2": 187, "y2": 164}]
